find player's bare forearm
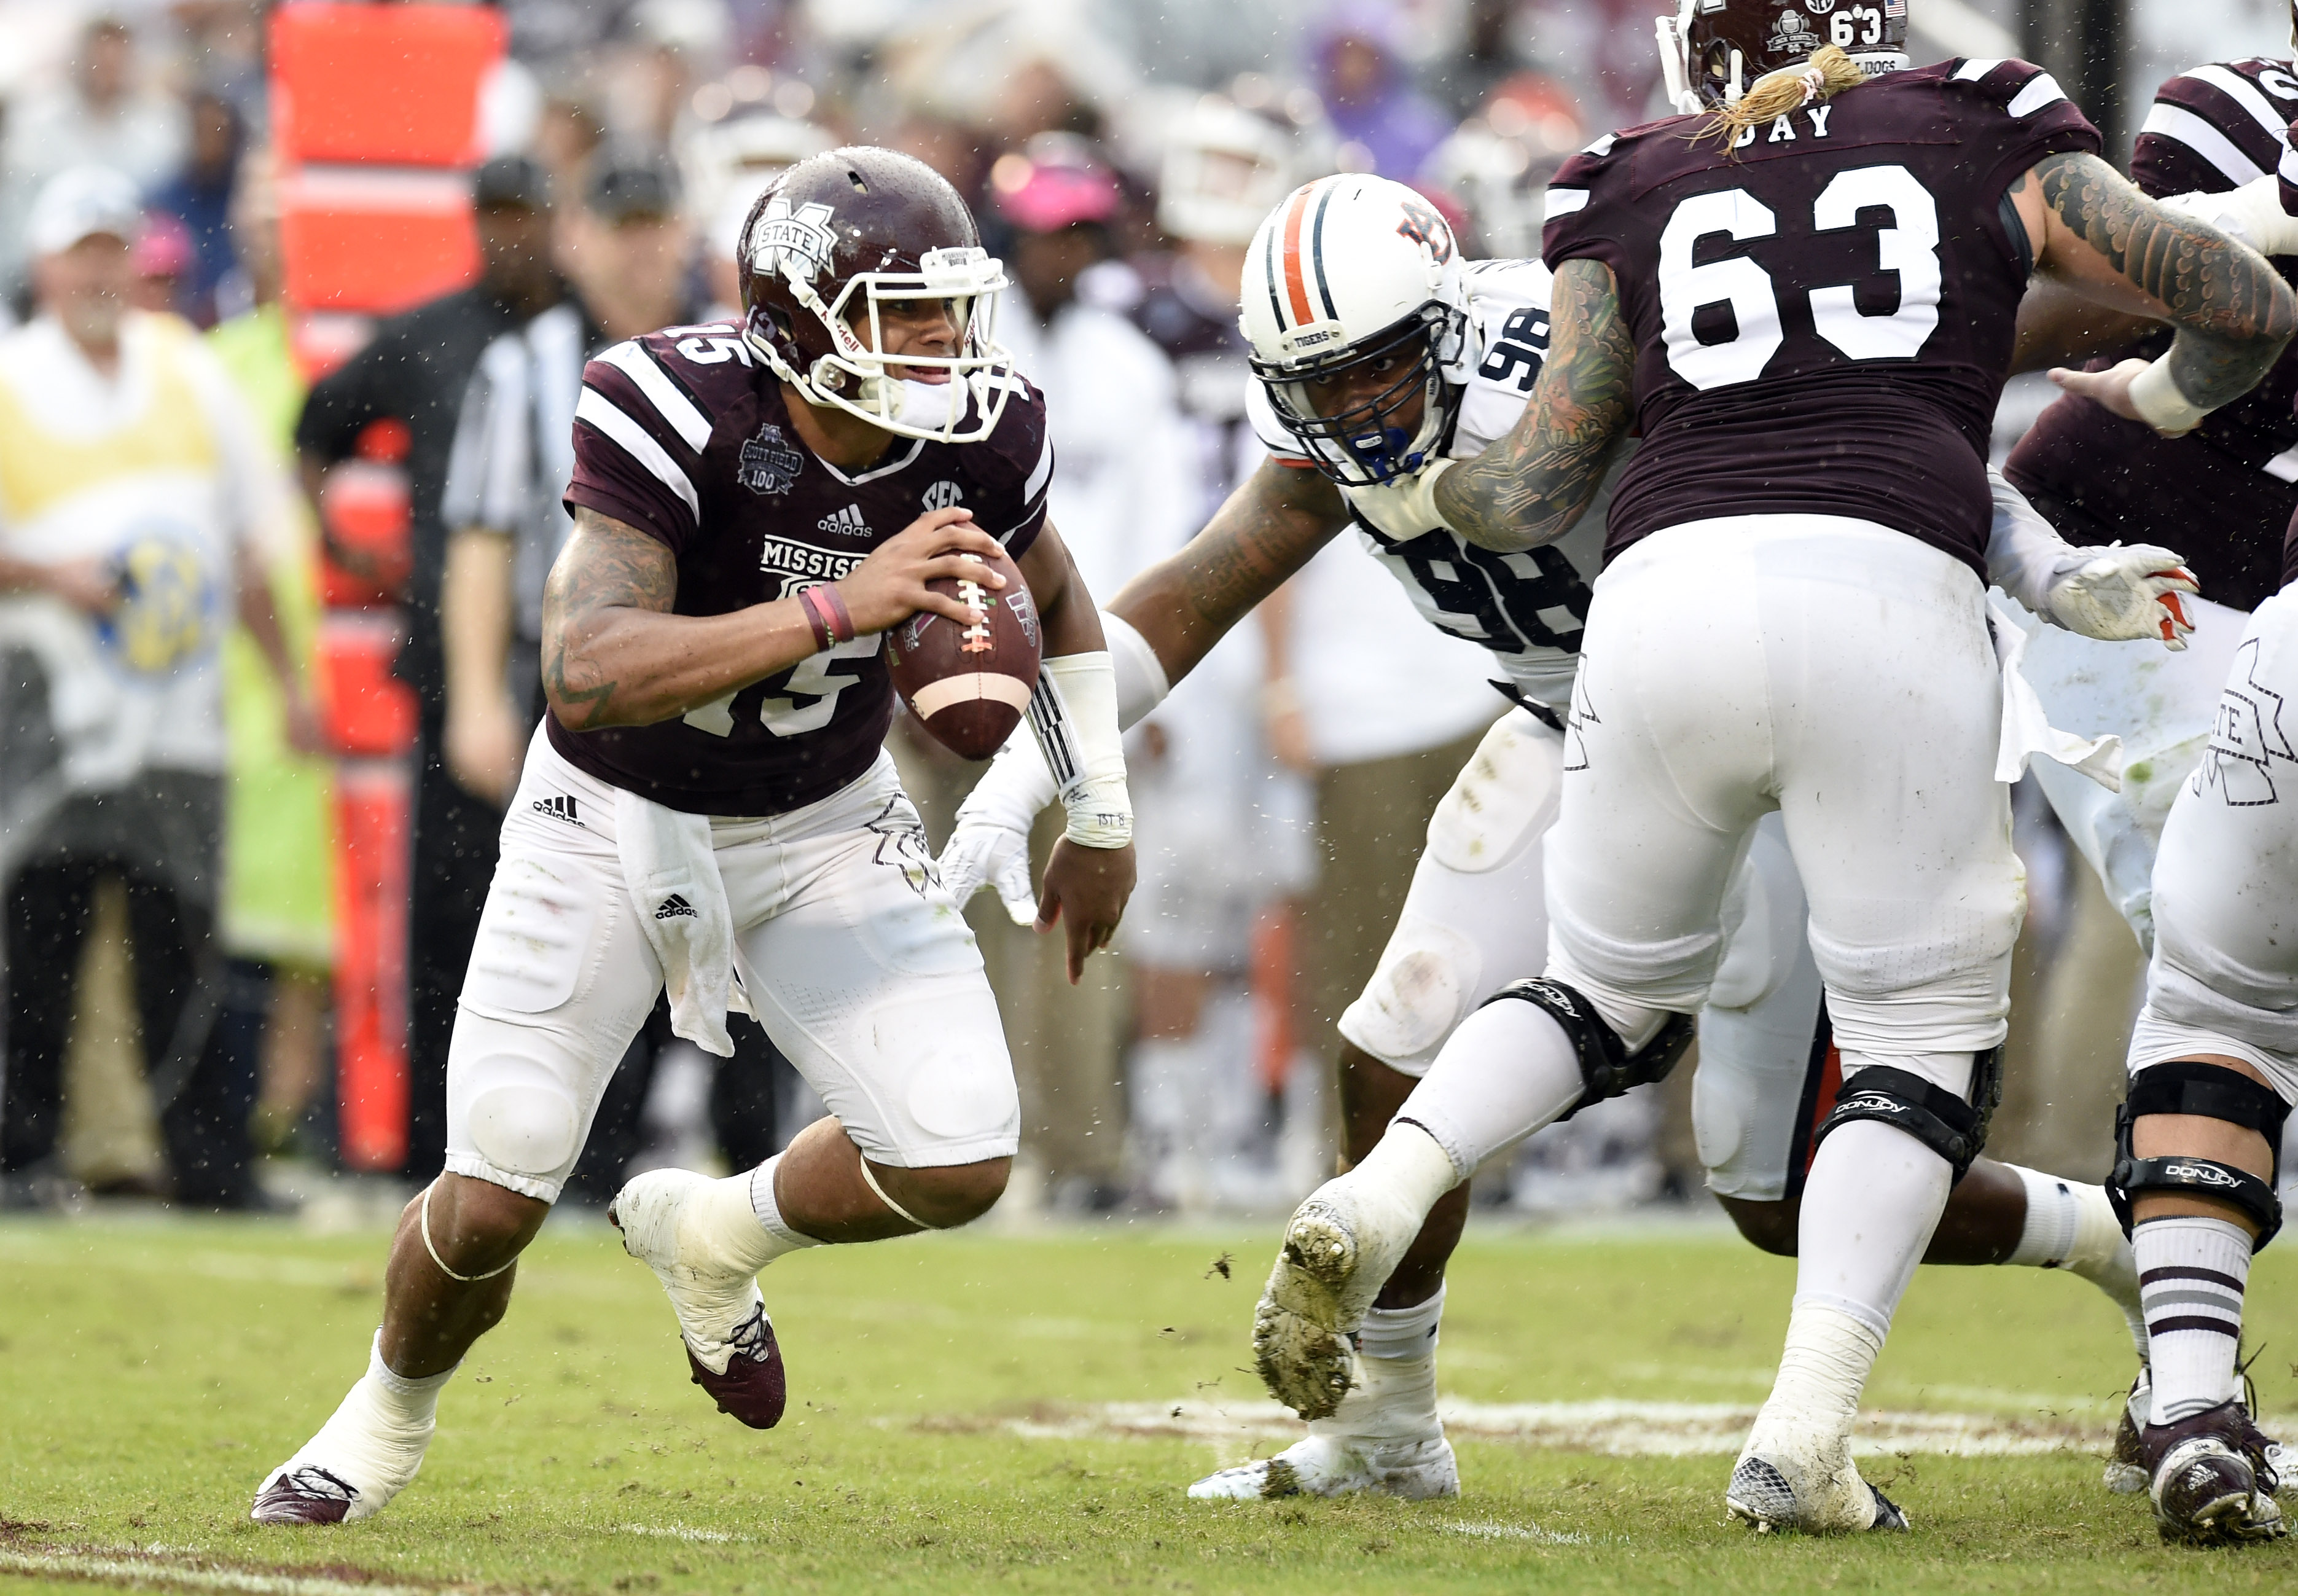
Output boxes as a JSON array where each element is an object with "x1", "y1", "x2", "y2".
[
  {"x1": 2010, "y1": 276, "x2": 2159, "y2": 373},
  {"x1": 2027, "y1": 152, "x2": 2297, "y2": 407},
  {"x1": 1433, "y1": 257, "x2": 1633, "y2": 552},
  {"x1": 1018, "y1": 519, "x2": 1107, "y2": 659},
  {"x1": 541, "y1": 506, "x2": 819, "y2": 730},
  {"x1": 1106, "y1": 459, "x2": 1345, "y2": 684}
]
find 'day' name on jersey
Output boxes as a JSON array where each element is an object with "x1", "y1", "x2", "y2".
[
  {"x1": 1250, "y1": 257, "x2": 1604, "y2": 714},
  {"x1": 559, "y1": 323, "x2": 1053, "y2": 818}
]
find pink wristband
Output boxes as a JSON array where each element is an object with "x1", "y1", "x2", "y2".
[{"x1": 814, "y1": 581, "x2": 855, "y2": 642}]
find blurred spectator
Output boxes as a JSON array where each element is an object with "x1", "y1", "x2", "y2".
[
  {"x1": 0, "y1": 166, "x2": 308, "y2": 1209},
  {"x1": 440, "y1": 144, "x2": 697, "y2": 803},
  {"x1": 291, "y1": 152, "x2": 564, "y2": 1181},
  {"x1": 147, "y1": 90, "x2": 243, "y2": 327},
  {"x1": 0, "y1": 15, "x2": 187, "y2": 293},
  {"x1": 205, "y1": 144, "x2": 336, "y2": 1162},
  {"x1": 1313, "y1": 1, "x2": 1451, "y2": 178},
  {"x1": 987, "y1": 135, "x2": 1197, "y2": 1207},
  {"x1": 1420, "y1": 79, "x2": 1584, "y2": 259}
]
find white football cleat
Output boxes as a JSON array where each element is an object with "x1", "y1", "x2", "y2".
[
  {"x1": 1190, "y1": 1434, "x2": 1459, "y2": 1501},
  {"x1": 250, "y1": 1374, "x2": 434, "y2": 1525},
  {"x1": 1725, "y1": 1430, "x2": 1907, "y2": 1535},
  {"x1": 609, "y1": 1168, "x2": 787, "y2": 1429},
  {"x1": 1252, "y1": 1176, "x2": 1426, "y2": 1420}
]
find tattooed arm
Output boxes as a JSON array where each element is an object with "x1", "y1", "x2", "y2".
[
  {"x1": 541, "y1": 503, "x2": 1006, "y2": 729},
  {"x1": 1104, "y1": 456, "x2": 1350, "y2": 685},
  {"x1": 1431, "y1": 257, "x2": 1636, "y2": 553},
  {"x1": 2011, "y1": 152, "x2": 2297, "y2": 417}
]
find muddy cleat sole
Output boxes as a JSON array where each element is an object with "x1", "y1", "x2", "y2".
[
  {"x1": 1725, "y1": 1455, "x2": 1908, "y2": 1535},
  {"x1": 1189, "y1": 1436, "x2": 1458, "y2": 1501},
  {"x1": 2105, "y1": 1366, "x2": 2150, "y2": 1495},
  {"x1": 249, "y1": 1466, "x2": 358, "y2": 1525},
  {"x1": 1251, "y1": 1189, "x2": 1419, "y2": 1422}
]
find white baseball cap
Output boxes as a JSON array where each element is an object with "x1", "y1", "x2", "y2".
[{"x1": 28, "y1": 166, "x2": 141, "y2": 256}]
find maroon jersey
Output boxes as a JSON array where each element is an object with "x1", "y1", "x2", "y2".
[
  {"x1": 2006, "y1": 58, "x2": 2298, "y2": 615},
  {"x1": 555, "y1": 323, "x2": 1052, "y2": 815},
  {"x1": 1542, "y1": 60, "x2": 2098, "y2": 577}
]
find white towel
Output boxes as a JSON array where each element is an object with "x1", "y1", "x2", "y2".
[
  {"x1": 612, "y1": 786, "x2": 751, "y2": 1056},
  {"x1": 1988, "y1": 594, "x2": 2122, "y2": 792}
]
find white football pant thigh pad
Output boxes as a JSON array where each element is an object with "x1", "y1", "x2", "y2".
[
  {"x1": 1423, "y1": 707, "x2": 1561, "y2": 875},
  {"x1": 722, "y1": 765, "x2": 1020, "y2": 1169},
  {"x1": 2128, "y1": 588, "x2": 2298, "y2": 1103},
  {"x1": 1546, "y1": 517, "x2": 2022, "y2": 1058},
  {"x1": 2020, "y1": 593, "x2": 2251, "y2": 948},
  {"x1": 447, "y1": 771, "x2": 675, "y2": 1200},
  {"x1": 1341, "y1": 709, "x2": 1560, "y2": 1073}
]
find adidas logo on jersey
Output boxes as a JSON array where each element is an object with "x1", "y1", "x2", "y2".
[
  {"x1": 532, "y1": 794, "x2": 584, "y2": 827},
  {"x1": 818, "y1": 504, "x2": 870, "y2": 539},
  {"x1": 654, "y1": 894, "x2": 698, "y2": 920}
]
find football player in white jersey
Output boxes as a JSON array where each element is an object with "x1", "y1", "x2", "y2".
[{"x1": 939, "y1": 170, "x2": 2183, "y2": 1502}]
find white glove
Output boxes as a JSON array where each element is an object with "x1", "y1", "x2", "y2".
[
  {"x1": 1343, "y1": 458, "x2": 1456, "y2": 541},
  {"x1": 936, "y1": 733, "x2": 1055, "y2": 924},
  {"x1": 2045, "y1": 544, "x2": 2200, "y2": 650}
]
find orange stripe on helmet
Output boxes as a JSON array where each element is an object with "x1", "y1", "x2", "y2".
[{"x1": 1279, "y1": 184, "x2": 1316, "y2": 327}]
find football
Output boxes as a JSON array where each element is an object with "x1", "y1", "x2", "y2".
[{"x1": 884, "y1": 542, "x2": 1042, "y2": 759}]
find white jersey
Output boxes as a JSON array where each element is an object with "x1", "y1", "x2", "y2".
[{"x1": 1248, "y1": 257, "x2": 1604, "y2": 713}]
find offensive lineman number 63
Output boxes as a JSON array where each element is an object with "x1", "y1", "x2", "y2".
[{"x1": 1659, "y1": 163, "x2": 1942, "y2": 391}]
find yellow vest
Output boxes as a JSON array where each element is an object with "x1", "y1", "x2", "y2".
[{"x1": 0, "y1": 314, "x2": 220, "y2": 527}]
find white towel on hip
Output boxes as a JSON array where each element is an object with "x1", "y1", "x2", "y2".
[
  {"x1": 612, "y1": 785, "x2": 751, "y2": 1056},
  {"x1": 1988, "y1": 594, "x2": 2123, "y2": 792}
]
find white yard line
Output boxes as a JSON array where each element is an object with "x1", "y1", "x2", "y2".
[
  {"x1": 0, "y1": 1547, "x2": 450, "y2": 1596},
  {"x1": 999, "y1": 1397, "x2": 2205, "y2": 1458}
]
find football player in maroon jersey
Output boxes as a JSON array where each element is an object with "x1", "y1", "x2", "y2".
[
  {"x1": 1241, "y1": 2, "x2": 2295, "y2": 1534},
  {"x1": 251, "y1": 149, "x2": 1136, "y2": 1527}
]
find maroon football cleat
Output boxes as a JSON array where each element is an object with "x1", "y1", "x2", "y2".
[
  {"x1": 249, "y1": 1466, "x2": 359, "y2": 1525},
  {"x1": 685, "y1": 1299, "x2": 787, "y2": 1429}
]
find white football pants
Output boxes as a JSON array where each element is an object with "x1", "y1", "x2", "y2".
[
  {"x1": 444, "y1": 730, "x2": 1020, "y2": 1203},
  {"x1": 1544, "y1": 516, "x2": 2025, "y2": 1063},
  {"x1": 2128, "y1": 584, "x2": 2298, "y2": 1105}
]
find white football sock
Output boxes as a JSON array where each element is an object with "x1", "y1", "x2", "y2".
[
  {"x1": 2005, "y1": 1164, "x2": 2147, "y2": 1353},
  {"x1": 1392, "y1": 998, "x2": 1586, "y2": 1176},
  {"x1": 1796, "y1": 1118, "x2": 1952, "y2": 1338},
  {"x1": 748, "y1": 1154, "x2": 824, "y2": 1258},
  {"x1": 2135, "y1": 1215, "x2": 2252, "y2": 1424},
  {"x1": 1356, "y1": 1283, "x2": 1444, "y2": 1361},
  {"x1": 368, "y1": 1333, "x2": 455, "y2": 1427},
  {"x1": 1344, "y1": 1121, "x2": 1465, "y2": 1230}
]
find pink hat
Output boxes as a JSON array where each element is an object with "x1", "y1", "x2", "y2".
[
  {"x1": 990, "y1": 149, "x2": 1120, "y2": 233},
  {"x1": 133, "y1": 210, "x2": 193, "y2": 278}
]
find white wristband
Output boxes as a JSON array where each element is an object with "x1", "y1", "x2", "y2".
[
  {"x1": 1028, "y1": 652, "x2": 1132, "y2": 849},
  {"x1": 2127, "y1": 355, "x2": 2210, "y2": 436}
]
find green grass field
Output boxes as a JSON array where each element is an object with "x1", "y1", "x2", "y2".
[{"x1": 2, "y1": 1208, "x2": 2294, "y2": 1594}]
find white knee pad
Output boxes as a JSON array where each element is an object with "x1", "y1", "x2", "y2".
[
  {"x1": 1805, "y1": 891, "x2": 2020, "y2": 1057},
  {"x1": 1837, "y1": 1049, "x2": 1974, "y2": 1099},
  {"x1": 466, "y1": 1076, "x2": 583, "y2": 1178},
  {"x1": 1425, "y1": 709, "x2": 1561, "y2": 875},
  {"x1": 813, "y1": 986, "x2": 1020, "y2": 1170},
  {"x1": 1339, "y1": 914, "x2": 1483, "y2": 1071}
]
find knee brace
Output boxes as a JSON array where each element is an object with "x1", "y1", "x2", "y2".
[
  {"x1": 2108, "y1": 1060, "x2": 2288, "y2": 1247},
  {"x1": 1482, "y1": 977, "x2": 1694, "y2": 1122},
  {"x1": 1813, "y1": 1048, "x2": 1999, "y2": 1183}
]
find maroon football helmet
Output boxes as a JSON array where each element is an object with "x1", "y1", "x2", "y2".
[
  {"x1": 1657, "y1": 0, "x2": 1908, "y2": 111},
  {"x1": 738, "y1": 146, "x2": 1017, "y2": 442}
]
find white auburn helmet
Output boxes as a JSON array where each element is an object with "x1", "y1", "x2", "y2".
[
  {"x1": 1160, "y1": 96, "x2": 1311, "y2": 246},
  {"x1": 1240, "y1": 173, "x2": 1473, "y2": 486}
]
